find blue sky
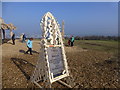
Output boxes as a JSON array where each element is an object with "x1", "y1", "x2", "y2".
[
  {"x1": 0, "y1": 2, "x2": 2, "y2": 17},
  {"x1": 2, "y1": 2, "x2": 118, "y2": 37}
]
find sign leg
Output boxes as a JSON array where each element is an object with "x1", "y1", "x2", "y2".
[
  {"x1": 58, "y1": 80, "x2": 72, "y2": 88},
  {"x1": 33, "y1": 81, "x2": 42, "y2": 88}
]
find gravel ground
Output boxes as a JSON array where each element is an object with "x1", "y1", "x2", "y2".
[{"x1": 2, "y1": 39, "x2": 120, "y2": 88}]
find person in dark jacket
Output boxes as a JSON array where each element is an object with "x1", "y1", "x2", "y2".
[
  {"x1": 12, "y1": 33, "x2": 15, "y2": 45},
  {"x1": 25, "y1": 38, "x2": 33, "y2": 55},
  {"x1": 22, "y1": 33, "x2": 26, "y2": 43}
]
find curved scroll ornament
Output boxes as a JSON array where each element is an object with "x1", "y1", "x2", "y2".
[
  {"x1": 40, "y1": 12, "x2": 62, "y2": 45},
  {"x1": 31, "y1": 12, "x2": 69, "y2": 88}
]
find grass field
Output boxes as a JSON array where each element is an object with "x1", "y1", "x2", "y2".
[{"x1": 65, "y1": 40, "x2": 118, "y2": 56}]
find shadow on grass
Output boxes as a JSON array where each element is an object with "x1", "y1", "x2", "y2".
[
  {"x1": 19, "y1": 50, "x2": 26, "y2": 53},
  {"x1": 19, "y1": 49, "x2": 39, "y2": 54},
  {"x1": 11, "y1": 58, "x2": 35, "y2": 80},
  {"x1": 2, "y1": 39, "x2": 11, "y2": 44},
  {"x1": 7, "y1": 42, "x2": 13, "y2": 45},
  {"x1": 65, "y1": 44, "x2": 71, "y2": 47},
  {"x1": 32, "y1": 50, "x2": 39, "y2": 54},
  {"x1": 94, "y1": 58, "x2": 119, "y2": 72},
  {"x1": 80, "y1": 42, "x2": 118, "y2": 50}
]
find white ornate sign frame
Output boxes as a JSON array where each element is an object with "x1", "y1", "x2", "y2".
[{"x1": 31, "y1": 12, "x2": 70, "y2": 88}]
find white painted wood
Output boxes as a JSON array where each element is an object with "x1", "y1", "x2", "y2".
[
  {"x1": 58, "y1": 80, "x2": 72, "y2": 88},
  {"x1": 31, "y1": 12, "x2": 70, "y2": 88},
  {"x1": 34, "y1": 81, "x2": 42, "y2": 88}
]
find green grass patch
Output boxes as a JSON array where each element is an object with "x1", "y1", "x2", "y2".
[{"x1": 64, "y1": 39, "x2": 118, "y2": 55}]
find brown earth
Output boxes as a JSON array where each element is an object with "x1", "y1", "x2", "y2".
[{"x1": 2, "y1": 39, "x2": 120, "y2": 88}]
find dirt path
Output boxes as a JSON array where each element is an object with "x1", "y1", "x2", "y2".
[
  {"x1": 2, "y1": 39, "x2": 120, "y2": 88},
  {"x1": 2, "y1": 39, "x2": 40, "y2": 57},
  {"x1": 2, "y1": 39, "x2": 40, "y2": 88}
]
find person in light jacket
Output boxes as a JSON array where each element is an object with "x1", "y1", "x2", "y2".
[
  {"x1": 71, "y1": 36, "x2": 74, "y2": 47},
  {"x1": 25, "y1": 38, "x2": 33, "y2": 55}
]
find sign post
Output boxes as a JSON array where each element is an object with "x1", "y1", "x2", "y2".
[{"x1": 31, "y1": 12, "x2": 71, "y2": 88}]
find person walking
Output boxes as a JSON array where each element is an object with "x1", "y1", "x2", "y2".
[
  {"x1": 12, "y1": 33, "x2": 15, "y2": 45},
  {"x1": 71, "y1": 36, "x2": 74, "y2": 47},
  {"x1": 22, "y1": 33, "x2": 26, "y2": 43},
  {"x1": 25, "y1": 38, "x2": 33, "y2": 55}
]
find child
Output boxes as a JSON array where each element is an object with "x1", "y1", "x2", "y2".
[
  {"x1": 68, "y1": 39, "x2": 71, "y2": 46},
  {"x1": 25, "y1": 38, "x2": 33, "y2": 55}
]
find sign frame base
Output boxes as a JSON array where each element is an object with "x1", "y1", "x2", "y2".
[{"x1": 33, "y1": 80, "x2": 72, "y2": 88}]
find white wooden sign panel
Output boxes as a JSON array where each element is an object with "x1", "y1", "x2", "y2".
[
  {"x1": 47, "y1": 47, "x2": 64, "y2": 74},
  {"x1": 47, "y1": 47, "x2": 67, "y2": 82}
]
